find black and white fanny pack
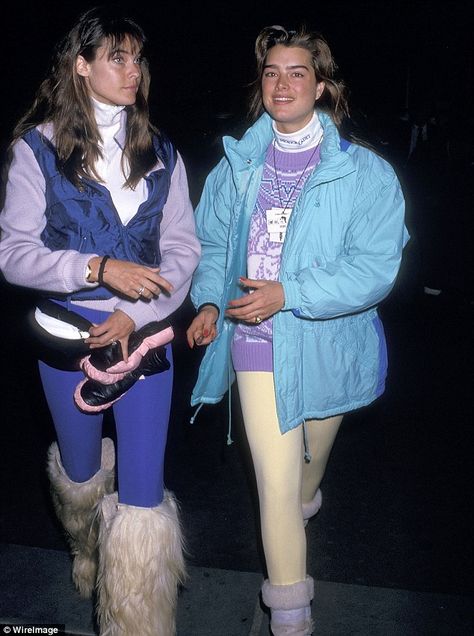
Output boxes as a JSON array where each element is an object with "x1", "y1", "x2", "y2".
[{"x1": 27, "y1": 299, "x2": 174, "y2": 412}]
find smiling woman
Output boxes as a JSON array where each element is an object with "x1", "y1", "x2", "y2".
[{"x1": 187, "y1": 24, "x2": 409, "y2": 636}]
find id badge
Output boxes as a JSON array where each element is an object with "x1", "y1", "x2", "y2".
[{"x1": 266, "y1": 207, "x2": 293, "y2": 243}]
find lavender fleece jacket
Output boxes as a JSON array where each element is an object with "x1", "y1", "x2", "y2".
[{"x1": 0, "y1": 127, "x2": 201, "y2": 329}]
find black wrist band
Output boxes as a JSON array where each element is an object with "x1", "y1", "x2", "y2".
[{"x1": 98, "y1": 255, "x2": 110, "y2": 286}]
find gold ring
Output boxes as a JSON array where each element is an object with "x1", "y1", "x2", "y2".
[
  {"x1": 137, "y1": 285, "x2": 145, "y2": 295},
  {"x1": 254, "y1": 315, "x2": 262, "y2": 324}
]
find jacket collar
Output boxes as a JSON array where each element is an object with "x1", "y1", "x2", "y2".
[
  {"x1": 312, "y1": 112, "x2": 355, "y2": 184},
  {"x1": 223, "y1": 113, "x2": 273, "y2": 167},
  {"x1": 222, "y1": 111, "x2": 355, "y2": 183}
]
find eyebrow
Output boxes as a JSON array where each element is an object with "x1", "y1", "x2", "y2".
[
  {"x1": 110, "y1": 48, "x2": 131, "y2": 55},
  {"x1": 109, "y1": 47, "x2": 142, "y2": 57},
  {"x1": 263, "y1": 64, "x2": 310, "y2": 71}
]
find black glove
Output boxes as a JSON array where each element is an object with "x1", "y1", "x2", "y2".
[
  {"x1": 74, "y1": 346, "x2": 170, "y2": 412},
  {"x1": 80, "y1": 320, "x2": 174, "y2": 384}
]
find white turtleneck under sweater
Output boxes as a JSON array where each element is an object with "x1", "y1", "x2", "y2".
[{"x1": 92, "y1": 98, "x2": 149, "y2": 225}]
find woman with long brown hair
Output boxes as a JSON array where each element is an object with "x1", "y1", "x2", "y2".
[{"x1": 0, "y1": 6, "x2": 200, "y2": 634}]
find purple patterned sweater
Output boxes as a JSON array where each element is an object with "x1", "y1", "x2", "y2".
[{"x1": 231, "y1": 141, "x2": 321, "y2": 371}]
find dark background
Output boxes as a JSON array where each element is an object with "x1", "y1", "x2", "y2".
[
  {"x1": 4, "y1": 0, "x2": 472, "y2": 287},
  {"x1": 3, "y1": 1, "x2": 473, "y2": 195},
  {"x1": 1, "y1": 0, "x2": 473, "y2": 608}
]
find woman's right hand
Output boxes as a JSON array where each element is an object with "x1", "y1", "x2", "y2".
[
  {"x1": 89, "y1": 256, "x2": 173, "y2": 300},
  {"x1": 186, "y1": 305, "x2": 219, "y2": 348}
]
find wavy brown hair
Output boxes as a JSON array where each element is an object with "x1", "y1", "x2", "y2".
[
  {"x1": 12, "y1": 6, "x2": 158, "y2": 189},
  {"x1": 249, "y1": 25, "x2": 349, "y2": 127}
]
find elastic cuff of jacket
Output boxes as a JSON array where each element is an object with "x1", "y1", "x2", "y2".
[
  {"x1": 281, "y1": 279, "x2": 301, "y2": 312},
  {"x1": 197, "y1": 303, "x2": 220, "y2": 317}
]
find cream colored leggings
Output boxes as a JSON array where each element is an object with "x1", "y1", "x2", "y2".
[{"x1": 237, "y1": 372, "x2": 342, "y2": 585}]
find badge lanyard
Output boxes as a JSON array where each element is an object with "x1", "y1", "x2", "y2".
[{"x1": 266, "y1": 136, "x2": 322, "y2": 243}]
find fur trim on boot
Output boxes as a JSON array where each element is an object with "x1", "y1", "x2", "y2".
[
  {"x1": 46, "y1": 438, "x2": 115, "y2": 598},
  {"x1": 302, "y1": 489, "x2": 322, "y2": 528},
  {"x1": 97, "y1": 491, "x2": 186, "y2": 636},
  {"x1": 262, "y1": 576, "x2": 314, "y2": 636}
]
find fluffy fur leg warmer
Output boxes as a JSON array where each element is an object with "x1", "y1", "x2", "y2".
[
  {"x1": 302, "y1": 489, "x2": 322, "y2": 528},
  {"x1": 97, "y1": 491, "x2": 186, "y2": 636},
  {"x1": 46, "y1": 438, "x2": 115, "y2": 598},
  {"x1": 262, "y1": 576, "x2": 314, "y2": 636}
]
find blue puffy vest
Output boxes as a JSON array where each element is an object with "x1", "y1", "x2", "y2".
[{"x1": 23, "y1": 129, "x2": 176, "y2": 300}]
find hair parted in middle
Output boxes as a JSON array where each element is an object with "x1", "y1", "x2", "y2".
[
  {"x1": 13, "y1": 6, "x2": 157, "y2": 189},
  {"x1": 249, "y1": 25, "x2": 349, "y2": 127}
]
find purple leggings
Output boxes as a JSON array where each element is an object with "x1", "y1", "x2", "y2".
[{"x1": 39, "y1": 305, "x2": 173, "y2": 508}]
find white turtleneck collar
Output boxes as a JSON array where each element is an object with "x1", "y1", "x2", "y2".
[
  {"x1": 92, "y1": 98, "x2": 127, "y2": 154},
  {"x1": 272, "y1": 111, "x2": 323, "y2": 152},
  {"x1": 92, "y1": 97, "x2": 126, "y2": 129},
  {"x1": 90, "y1": 97, "x2": 148, "y2": 226}
]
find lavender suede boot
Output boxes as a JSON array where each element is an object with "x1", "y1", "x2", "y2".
[{"x1": 262, "y1": 576, "x2": 314, "y2": 635}]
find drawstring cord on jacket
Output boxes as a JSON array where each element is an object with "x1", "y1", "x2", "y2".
[
  {"x1": 189, "y1": 363, "x2": 234, "y2": 445},
  {"x1": 226, "y1": 363, "x2": 233, "y2": 445},
  {"x1": 189, "y1": 403, "x2": 204, "y2": 425},
  {"x1": 303, "y1": 420, "x2": 312, "y2": 463}
]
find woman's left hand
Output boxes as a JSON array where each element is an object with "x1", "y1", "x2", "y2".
[
  {"x1": 225, "y1": 277, "x2": 285, "y2": 324},
  {"x1": 86, "y1": 309, "x2": 136, "y2": 362}
]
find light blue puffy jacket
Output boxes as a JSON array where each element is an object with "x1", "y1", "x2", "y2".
[{"x1": 190, "y1": 111, "x2": 409, "y2": 433}]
